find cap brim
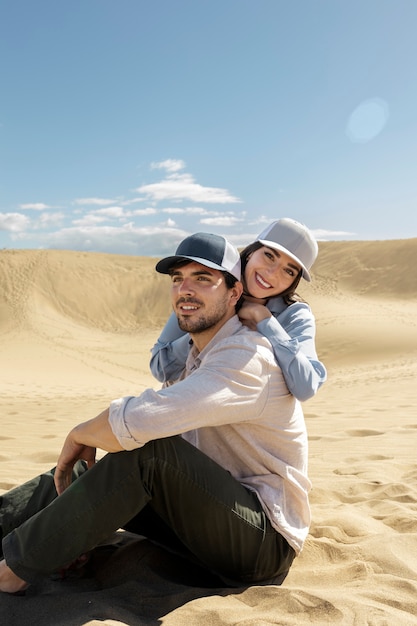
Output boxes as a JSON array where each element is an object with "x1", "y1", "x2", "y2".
[
  {"x1": 156, "y1": 255, "x2": 227, "y2": 275},
  {"x1": 258, "y1": 239, "x2": 312, "y2": 281}
]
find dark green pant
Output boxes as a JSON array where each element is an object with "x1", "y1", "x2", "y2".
[{"x1": 1, "y1": 436, "x2": 294, "y2": 586}]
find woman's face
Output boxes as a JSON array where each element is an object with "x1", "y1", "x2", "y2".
[{"x1": 244, "y1": 245, "x2": 301, "y2": 298}]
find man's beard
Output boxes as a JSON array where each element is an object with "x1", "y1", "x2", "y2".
[{"x1": 176, "y1": 300, "x2": 228, "y2": 334}]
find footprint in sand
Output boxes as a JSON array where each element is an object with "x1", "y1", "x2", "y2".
[{"x1": 0, "y1": 482, "x2": 17, "y2": 491}]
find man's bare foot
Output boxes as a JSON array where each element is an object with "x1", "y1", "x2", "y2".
[{"x1": 0, "y1": 559, "x2": 29, "y2": 594}]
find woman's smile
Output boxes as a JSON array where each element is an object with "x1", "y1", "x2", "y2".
[{"x1": 255, "y1": 272, "x2": 273, "y2": 290}]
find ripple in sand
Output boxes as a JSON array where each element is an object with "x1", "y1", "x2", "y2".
[
  {"x1": 345, "y1": 429, "x2": 384, "y2": 437},
  {"x1": 25, "y1": 452, "x2": 61, "y2": 464}
]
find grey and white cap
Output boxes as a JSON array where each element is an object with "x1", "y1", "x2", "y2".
[
  {"x1": 156, "y1": 232, "x2": 241, "y2": 281},
  {"x1": 257, "y1": 218, "x2": 318, "y2": 281}
]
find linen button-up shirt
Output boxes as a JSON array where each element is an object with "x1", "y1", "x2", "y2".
[{"x1": 109, "y1": 315, "x2": 311, "y2": 554}]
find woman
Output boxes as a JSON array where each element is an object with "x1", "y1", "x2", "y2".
[{"x1": 150, "y1": 218, "x2": 326, "y2": 401}]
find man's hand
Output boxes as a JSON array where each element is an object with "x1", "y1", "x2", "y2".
[
  {"x1": 54, "y1": 431, "x2": 97, "y2": 495},
  {"x1": 54, "y1": 408, "x2": 124, "y2": 495}
]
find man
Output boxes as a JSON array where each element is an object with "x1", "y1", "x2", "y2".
[{"x1": 0, "y1": 232, "x2": 311, "y2": 594}]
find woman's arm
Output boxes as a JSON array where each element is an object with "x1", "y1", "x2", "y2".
[
  {"x1": 258, "y1": 303, "x2": 327, "y2": 401},
  {"x1": 240, "y1": 300, "x2": 327, "y2": 401},
  {"x1": 149, "y1": 312, "x2": 191, "y2": 382}
]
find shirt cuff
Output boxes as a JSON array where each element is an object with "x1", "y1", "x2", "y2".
[{"x1": 108, "y1": 396, "x2": 143, "y2": 450}]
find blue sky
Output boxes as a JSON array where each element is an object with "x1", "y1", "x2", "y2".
[{"x1": 1, "y1": 0, "x2": 416, "y2": 256}]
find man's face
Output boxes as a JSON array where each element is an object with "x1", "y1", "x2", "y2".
[{"x1": 170, "y1": 261, "x2": 240, "y2": 336}]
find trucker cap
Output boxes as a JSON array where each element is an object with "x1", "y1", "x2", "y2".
[
  {"x1": 257, "y1": 218, "x2": 318, "y2": 281},
  {"x1": 156, "y1": 232, "x2": 241, "y2": 281}
]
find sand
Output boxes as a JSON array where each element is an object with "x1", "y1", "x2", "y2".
[{"x1": 1, "y1": 240, "x2": 417, "y2": 625}]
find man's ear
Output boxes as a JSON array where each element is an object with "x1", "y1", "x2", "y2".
[{"x1": 230, "y1": 280, "x2": 244, "y2": 306}]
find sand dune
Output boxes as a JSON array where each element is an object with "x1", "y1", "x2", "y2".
[{"x1": 1, "y1": 240, "x2": 417, "y2": 625}]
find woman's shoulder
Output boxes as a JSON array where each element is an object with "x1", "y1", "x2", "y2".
[{"x1": 267, "y1": 296, "x2": 312, "y2": 316}]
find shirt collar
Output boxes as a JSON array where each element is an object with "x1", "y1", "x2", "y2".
[{"x1": 186, "y1": 315, "x2": 241, "y2": 372}]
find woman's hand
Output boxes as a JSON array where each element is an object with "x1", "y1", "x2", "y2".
[{"x1": 238, "y1": 298, "x2": 272, "y2": 330}]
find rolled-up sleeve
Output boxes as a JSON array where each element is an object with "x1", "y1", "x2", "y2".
[{"x1": 108, "y1": 396, "x2": 144, "y2": 450}]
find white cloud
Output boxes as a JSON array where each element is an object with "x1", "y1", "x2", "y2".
[
  {"x1": 161, "y1": 207, "x2": 210, "y2": 215},
  {"x1": 19, "y1": 203, "x2": 53, "y2": 210},
  {"x1": 131, "y1": 207, "x2": 158, "y2": 216},
  {"x1": 247, "y1": 216, "x2": 272, "y2": 226},
  {"x1": 121, "y1": 197, "x2": 146, "y2": 206},
  {"x1": 74, "y1": 197, "x2": 116, "y2": 206},
  {"x1": 42, "y1": 224, "x2": 190, "y2": 256},
  {"x1": 36, "y1": 212, "x2": 65, "y2": 227},
  {"x1": 136, "y1": 172, "x2": 241, "y2": 204},
  {"x1": 150, "y1": 159, "x2": 186, "y2": 173},
  {"x1": 93, "y1": 206, "x2": 125, "y2": 218},
  {"x1": 312, "y1": 229, "x2": 355, "y2": 239},
  {"x1": 72, "y1": 215, "x2": 109, "y2": 226},
  {"x1": 0, "y1": 212, "x2": 31, "y2": 232},
  {"x1": 200, "y1": 216, "x2": 244, "y2": 226}
]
